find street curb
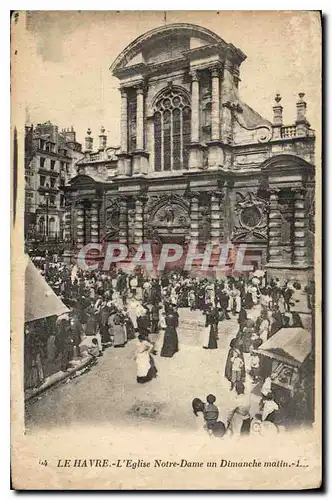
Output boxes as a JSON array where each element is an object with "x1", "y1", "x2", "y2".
[{"x1": 24, "y1": 355, "x2": 96, "y2": 402}]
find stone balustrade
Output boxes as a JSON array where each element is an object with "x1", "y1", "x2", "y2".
[{"x1": 280, "y1": 126, "x2": 298, "y2": 139}]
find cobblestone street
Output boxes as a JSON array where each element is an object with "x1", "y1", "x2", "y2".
[{"x1": 25, "y1": 307, "x2": 262, "y2": 433}]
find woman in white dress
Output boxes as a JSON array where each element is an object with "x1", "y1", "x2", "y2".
[{"x1": 135, "y1": 335, "x2": 157, "y2": 384}]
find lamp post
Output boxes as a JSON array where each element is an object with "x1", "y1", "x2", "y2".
[{"x1": 45, "y1": 184, "x2": 49, "y2": 242}]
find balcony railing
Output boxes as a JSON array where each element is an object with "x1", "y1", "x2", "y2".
[
  {"x1": 38, "y1": 185, "x2": 58, "y2": 194},
  {"x1": 88, "y1": 152, "x2": 101, "y2": 162},
  {"x1": 33, "y1": 232, "x2": 61, "y2": 242},
  {"x1": 38, "y1": 167, "x2": 59, "y2": 177}
]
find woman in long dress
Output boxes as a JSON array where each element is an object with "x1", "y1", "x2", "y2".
[
  {"x1": 123, "y1": 308, "x2": 136, "y2": 341},
  {"x1": 99, "y1": 299, "x2": 110, "y2": 346},
  {"x1": 224, "y1": 337, "x2": 245, "y2": 384},
  {"x1": 160, "y1": 307, "x2": 179, "y2": 358},
  {"x1": 112, "y1": 311, "x2": 127, "y2": 347},
  {"x1": 257, "y1": 310, "x2": 270, "y2": 344},
  {"x1": 135, "y1": 335, "x2": 157, "y2": 383},
  {"x1": 202, "y1": 307, "x2": 218, "y2": 349}
]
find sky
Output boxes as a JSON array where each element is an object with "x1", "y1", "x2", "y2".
[{"x1": 15, "y1": 10, "x2": 321, "y2": 147}]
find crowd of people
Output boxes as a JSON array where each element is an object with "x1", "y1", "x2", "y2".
[
  {"x1": 192, "y1": 390, "x2": 283, "y2": 438},
  {"x1": 25, "y1": 256, "x2": 314, "y2": 432}
]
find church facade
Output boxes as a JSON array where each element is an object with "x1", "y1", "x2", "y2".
[{"x1": 64, "y1": 23, "x2": 315, "y2": 280}]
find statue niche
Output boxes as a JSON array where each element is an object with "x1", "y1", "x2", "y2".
[{"x1": 104, "y1": 200, "x2": 120, "y2": 241}]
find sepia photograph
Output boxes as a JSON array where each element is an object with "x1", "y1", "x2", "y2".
[{"x1": 11, "y1": 10, "x2": 322, "y2": 490}]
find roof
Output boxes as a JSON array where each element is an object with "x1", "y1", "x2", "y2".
[
  {"x1": 25, "y1": 256, "x2": 69, "y2": 323},
  {"x1": 258, "y1": 328, "x2": 311, "y2": 367},
  {"x1": 232, "y1": 100, "x2": 271, "y2": 130}
]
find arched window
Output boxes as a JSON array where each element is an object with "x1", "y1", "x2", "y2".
[
  {"x1": 154, "y1": 88, "x2": 191, "y2": 171},
  {"x1": 49, "y1": 217, "x2": 55, "y2": 238},
  {"x1": 38, "y1": 217, "x2": 45, "y2": 237}
]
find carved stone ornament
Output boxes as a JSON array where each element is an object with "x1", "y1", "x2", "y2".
[
  {"x1": 146, "y1": 194, "x2": 190, "y2": 236},
  {"x1": 104, "y1": 199, "x2": 120, "y2": 240},
  {"x1": 106, "y1": 147, "x2": 119, "y2": 161},
  {"x1": 233, "y1": 191, "x2": 268, "y2": 241},
  {"x1": 256, "y1": 126, "x2": 273, "y2": 143}
]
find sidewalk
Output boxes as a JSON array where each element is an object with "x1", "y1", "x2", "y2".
[{"x1": 24, "y1": 354, "x2": 96, "y2": 402}]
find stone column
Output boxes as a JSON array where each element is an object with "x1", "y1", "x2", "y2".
[
  {"x1": 134, "y1": 197, "x2": 144, "y2": 245},
  {"x1": 136, "y1": 85, "x2": 144, "y2": 150},
  {"x1": 119, "y1": 197, "x2": 128, "y2": 244},
  {"x1": 190, "y1": 70, "x2": 200, "y2": 143},
  {"x1": 207, "y1": 64, "x2": 224, "y2": 169},
  {"x1": 90, "y1": 201, "x2": 100, "y2": 243},
  {"x1": 120, "y1": 88, "x2": 128, "y2": 153},
  {"x1": 188, "y1": 70, "x2": 204, "y2": 170},
  {"x1": 75, "y1": 204, "x2": 85, "y2": 249},
  {"x1": 211, "y1": 65, "x2": 221, "y2": 141},
  {"x1": 293, "y1": 188, "x2": 308, "y2": 265},
  {"x1": 132, "y1": 83, "x2": 149, "y2": 177},
  {"x1": 189, "y1": 193, "x2": 200, "y2": 244},
  {"x1": 221, "y1": 60, "x2": 233, "y2": 144},
  {"x1": 118, "y1": 88, "x2": 131, "y2": 177},
  {"x1": 267, "y1": 189, "x2": 282, "y2": 264}
]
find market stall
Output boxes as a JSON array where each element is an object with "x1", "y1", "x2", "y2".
[
  {"x1": 24, "y1": 256, "x2": 70, "y2": 388},
  {"x1": 258, "y1": 327, "x2": 312, "y2": 398}
]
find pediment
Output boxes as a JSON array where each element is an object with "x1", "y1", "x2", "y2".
[
  {"x1": 111, "y1": 23, "x2": 227, "y2": 75},
  {"x1": 69, "y1": 174, "x2": 96, "y2": 189}
]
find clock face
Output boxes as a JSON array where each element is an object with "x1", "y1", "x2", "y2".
[{"x1": 240, "y1": 205, "x2": 262, "y2": 229}]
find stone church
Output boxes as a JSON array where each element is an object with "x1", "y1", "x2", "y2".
[{"x1": 64, "y1": 23, "x2": 315, "y2": 280}]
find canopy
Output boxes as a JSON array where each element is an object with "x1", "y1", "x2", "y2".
[
  {"x1": 25, "y1": 256, "x2": 69, "y2": 323},
  {"x1": 258, "y1": 328, "x2": 311, "y2": 368}
]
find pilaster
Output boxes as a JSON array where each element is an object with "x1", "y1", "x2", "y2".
[
  {"x1": 119, "y1": 197, "x2": 128, "y2": 244},
  {"x1": 90, "y1": 200, "x2": 100, "y2": 243},
  {"x1": 292, "y1": 188, "x2": 309, "y2": 266},
  {"x1": 267, "y1": 189, "x2": 282, "y2": 264},
  {"x1": 75, "y1": 204, "x2": 85, "y2": 249},
  {"x1": 189, "y1": 192, "x2": 200, "y2": 244},
  {"x1": 134, "y1": 197, "x2": 145, "y2": 245}
]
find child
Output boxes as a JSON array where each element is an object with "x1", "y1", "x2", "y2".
[
  {"x1": 235, "y1": 379, "x2": 245, "y2": 396},
  {"x1": 230, "y1": 351, "x2": 244, "y2": 391},
  {"x1": 88, "y1": 338, "x2": 101, "y2": 358},
  {"x1": 250, "y1": 352, "x2": 260, "y2": 383},
  {"x1": 94, "y1": 330, "x2": 103, "y2": 355},
  {"x1": 204, "y1": 394, "x2": 219, "y2": 430},
  {"x1": 188, "y1": 289, "x2": 196, "y2": 311}
]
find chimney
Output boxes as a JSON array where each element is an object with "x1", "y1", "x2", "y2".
[
  {"x1": 85, "y1": 128, "x2": 93, "y2": 151},
  {"x1": 98, "y1": 126, "x2": 107, "y2": 150},
  {"x1": 64, "y1": 126, "x2": 76, "y2": 143},
  {"x1": 272, "y1": 94, "x2": 283, "y2": 126}
]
